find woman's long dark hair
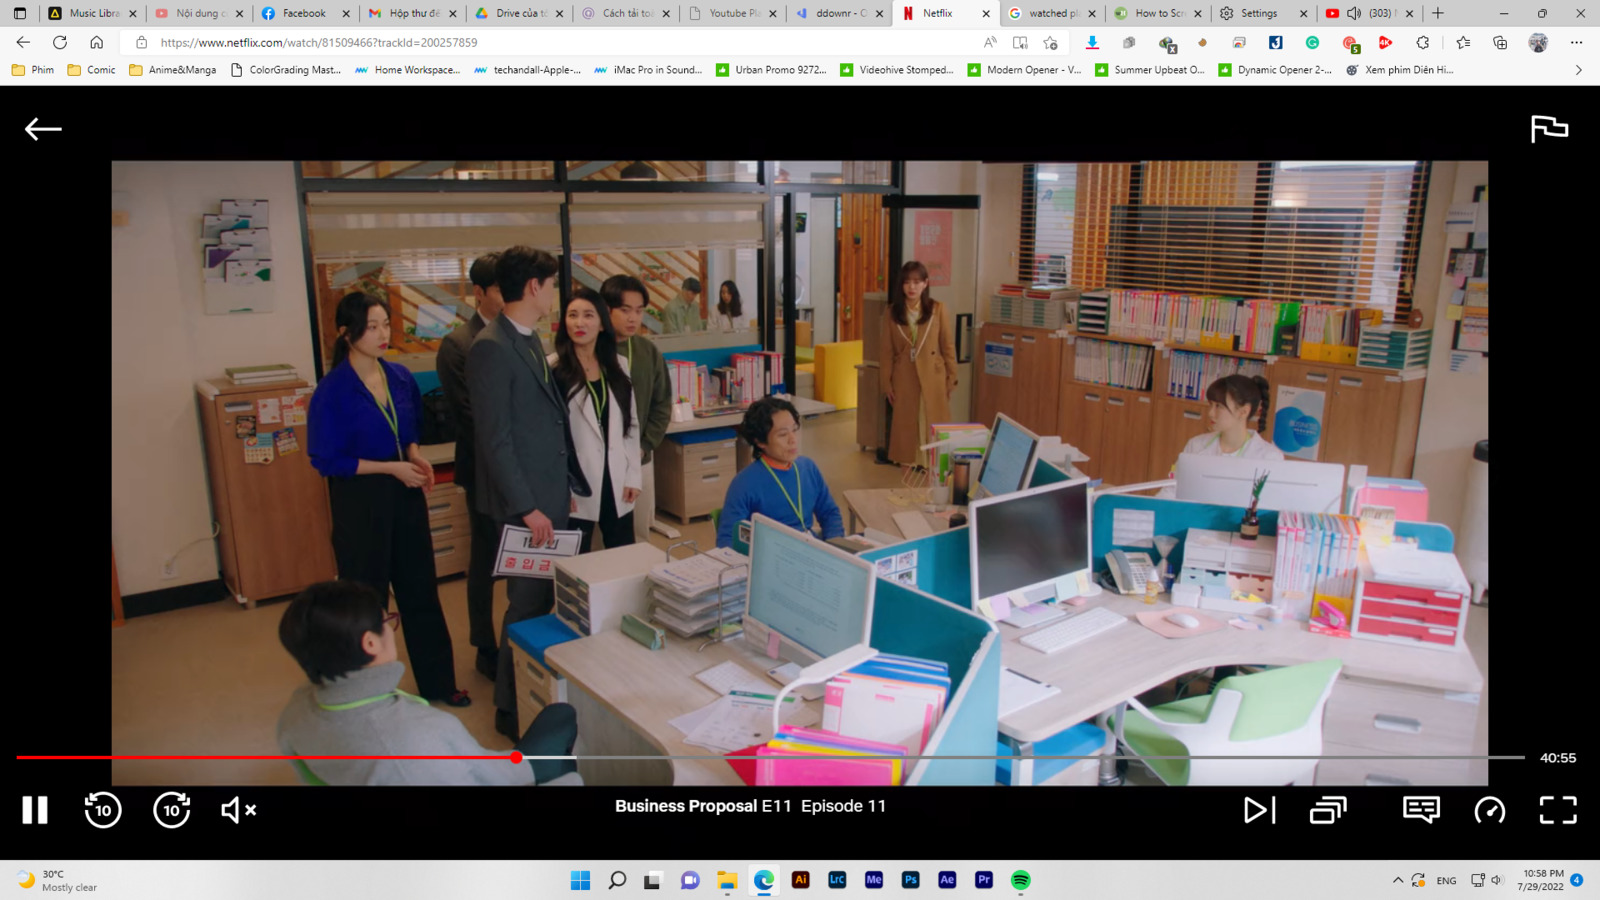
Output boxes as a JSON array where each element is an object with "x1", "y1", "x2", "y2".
[
  {"x1": 718, "y1": 280, "x2": 743, "y2": 319},
  {"x1": 332, "y1": 292, "x2": 390, "y2": 369},
  {"x1": 552, "y1": 291, "x2": 634, "y2": 435},
  {"x1": 1206, "y1": 374, "x2": 1273, "y2": 434},
  {"x1": 889, "y1": 261, "x2": 935, "y2": 327}
]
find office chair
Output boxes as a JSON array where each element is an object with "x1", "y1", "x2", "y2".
[{"x1": 1110, "y1": 657, "x2": 1342, "y2": 787}]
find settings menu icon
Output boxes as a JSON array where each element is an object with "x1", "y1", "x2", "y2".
[{"x1": 1219, "y1": 5, "x2": 1233, "y2": 19}]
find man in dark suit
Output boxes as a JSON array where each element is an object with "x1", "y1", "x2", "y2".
[
  {"x1": 435, "y1": 252, "x2": 504, "y2": 681},
  {"x1": 467, "y1": 245, "x2": 585, "y2": 740}
]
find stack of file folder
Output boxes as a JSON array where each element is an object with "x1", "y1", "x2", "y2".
[
  {"x1": 1075, "y1": 291, "x2": 1109, "y2": 334},
  {"x1": 646, "y1": 547, "x2": 750, "y2": 638},
  {"x1": 821, "y1": 654, "x2": 952, "y2": 759},
  {"x1": 1357, "y1": 323, "x2": 1432, "y2": 371},
  {"x1": 755, "y1": 726, "x2": 909, "y2": 786}
]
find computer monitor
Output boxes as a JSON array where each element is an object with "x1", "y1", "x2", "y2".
[
  {"x1": 972, "y1": 412, "x2": 1041, "y2": 501},
  {"x1": 1175, "y1": 454, "x2": 1346, "y2": 514},
  {"x1": 745, "y1": 513, "x2": 876, "y2": 667},
  {"x1": 969, "y1": 477, "x2": 1093, "y2": 610}
]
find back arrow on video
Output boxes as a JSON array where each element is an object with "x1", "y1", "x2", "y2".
[
  {"x1": 16, "y1": 35, "x2": 29, "y2": 47},
  {"x1": 25, "y1": 118, "x2": 64, "y2": 141}
]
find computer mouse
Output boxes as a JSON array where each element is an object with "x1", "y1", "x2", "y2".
[{"x1": 1167, "y1": 612, "x2": 1202, "y2": 629}]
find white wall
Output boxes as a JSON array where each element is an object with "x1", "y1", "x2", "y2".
[
  {"x1": 1412, "y1": 161, "x2": 1490, "y2": 538},
  {"x1": 112, "y1": 162, "x2": 316, "y2": 596}
]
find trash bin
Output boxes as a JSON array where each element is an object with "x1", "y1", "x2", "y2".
[{"x1": 1458, "y1": 440, "x2": 1488, "y2": 604}]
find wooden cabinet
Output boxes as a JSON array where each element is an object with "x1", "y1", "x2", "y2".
[
  {"x1": 854, "y1": 362, "x2": 885, "y2": 450},
  {"x1": 656, "y1": 432, "x2": 739, "y2": 522},
  {"x1": 424, "y1": 484, "x2": 471, "y2": 578},
  {"x1": 1148, "y1": 397, "x2": 1209, "y2": 483},
  {"x1": 1272, "y1": 361, "x2": 1425, "y2": 478},
  {"x1": 1316, "y1": 674, "x2": 1484, "y2": 786},
  {"x1": 1101, "y1": 391, "x2": 1154, "y2": 487},
  {"x1": 197, "y1": 378, "x2": 337, "y2": 609},
  {"x1": 975, "y1": 323, "x2": 1060, "y2": 437},
  {"x1": 1058, "y1": 384, "x2": 1151, "y2": 486}
]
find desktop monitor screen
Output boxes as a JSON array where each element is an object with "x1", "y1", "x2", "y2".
[
  {"x1": 745, "y1": 513, "x2": 876, "y2": 666},
  {"x1": 974, "y1": 412, "x2": 1041, "y2": 500},
  {"x1": 1175, "y1": 453, "x2": 1346, "y2": 513},
  {"x1": 969, "y1": 477, "x2": 1092, "y2": 607}
]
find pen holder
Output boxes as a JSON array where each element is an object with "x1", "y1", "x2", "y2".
[{"x1": 925, "y1": 486, "x2": 951, "y2": 513}]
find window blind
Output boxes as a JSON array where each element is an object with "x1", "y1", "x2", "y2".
[{"x1": 1019, "y1": 161, "x2": 1429, "y2": 320}]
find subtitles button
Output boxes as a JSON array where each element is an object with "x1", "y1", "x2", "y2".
[{"x1": 1402, "y1": 796, "x2": 1442, "y2": 823}]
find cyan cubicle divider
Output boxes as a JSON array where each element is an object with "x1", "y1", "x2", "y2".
[
  {"x1": 869, "y1": 578, "x2": 999, "y2": 786},
  {"x1": 1091, "y1": 495, "x2": 1454, "y2": 575},
  {"x1": 661, "y1": 344, "x2": 762, "y2": 375},
  {"x1": 859, "y1": 532, "x2": 973, "y2": 612}
]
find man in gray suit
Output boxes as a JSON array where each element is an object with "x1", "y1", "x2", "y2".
[
  {"x1": 435, "y1": 252, "x2": 504, "y2": 681},
  {"x1": 467, "y1": 245, "x2": 585, "y2": 740}
]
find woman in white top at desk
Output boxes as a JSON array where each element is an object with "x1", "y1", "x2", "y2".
[
  {"x1": 712, "y1": 280, "x2": 750, "y2": 333},
  {"x1": 1157, "y1": 373, "x2": 1284, "y2": 499},
  {"x1": 548, "y1": 287, "x2": 641, "y2": 553}
]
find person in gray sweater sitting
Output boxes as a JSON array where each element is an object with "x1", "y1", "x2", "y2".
[{"x1": 277, "y1": 579, "x2": 581, "y2": 786}]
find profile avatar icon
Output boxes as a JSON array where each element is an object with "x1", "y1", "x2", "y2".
[{"x1": 1529, "y1": 32, "x2": 1548, "y2": 52}]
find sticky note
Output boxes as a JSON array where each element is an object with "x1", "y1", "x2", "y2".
[
  {"x1": 766, "y1": 628, "x2": 781, "y2": 657},
  {"x1": 976, "y1": 598, "x2": 997, "y2": 620},
  {"x1": 991, "y1": 595, "x2": 1012, "y2": 620},
  {"x1": 1444, "y1": 305, "x2": 1464, "y2": 321}
]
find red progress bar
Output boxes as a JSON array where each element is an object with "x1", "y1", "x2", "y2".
[{"x1": 19, "y1": 754, "x2": 531, "y2": 763}]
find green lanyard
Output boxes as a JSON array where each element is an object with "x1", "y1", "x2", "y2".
[
  {"x1": 372, "y1": 369, "x2": 403, "y2": 460},
  {"x1": 585, "y1": 370, "x2": 608, "y2": 424},
  {"x1": 763, "y1": 460, "x2": 804, "y2": 527},
  {"x1": 317, "y1": 688, "x2": 427, "y2": 712},
  {"x1": 626, "y1": 336, "x2": 633, "y2": 370}
]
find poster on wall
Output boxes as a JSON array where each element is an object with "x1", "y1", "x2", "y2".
[
  {"x1": 914, "y1": 210, "x2": 953, "y2": 287},
  {"x1": 983, "y1": 342, "x2": 1014, "y2": 378},
  {"x1": 1273, "y1": 386, "x2": 1326, "y2": 461}
]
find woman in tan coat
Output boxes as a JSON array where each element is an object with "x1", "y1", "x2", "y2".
[{"x1": 879, "y1": 260, "x2": 959, "y2": 467}]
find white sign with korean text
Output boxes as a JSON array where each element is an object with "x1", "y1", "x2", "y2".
[{"x1": 494, "y1": 525, "x2": 583, "y2": 579}]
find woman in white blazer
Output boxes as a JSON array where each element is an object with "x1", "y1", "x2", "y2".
[{"x1": 549, "y1": 288, "x2": 641, "y2": 553}]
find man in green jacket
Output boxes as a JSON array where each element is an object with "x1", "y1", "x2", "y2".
[
  {"x1": 602, "y1": 275, "x2": 674, "y2": 542},
  {"x1": 662, "y1": 277, "x2": 705, "y2": 334}
]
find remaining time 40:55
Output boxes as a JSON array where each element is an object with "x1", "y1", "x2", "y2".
[{"x1": 1540, "y1": 752, "x2": 1577, "y2": 763}]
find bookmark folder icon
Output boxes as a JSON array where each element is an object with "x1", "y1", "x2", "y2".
[
  {"x1": 129, "y1": 63, "x2": 143, "y2": 75},
  {"x1": 11, "y1": 63, "x2": 24, "y2": 76},
  {"x1": 68, "y1": 63, "x2": 81, "y2": 75}
]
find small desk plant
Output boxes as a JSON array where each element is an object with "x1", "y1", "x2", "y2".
[{"x1": 1240, "y1": 471, "x2": 1269, "y2": 541}]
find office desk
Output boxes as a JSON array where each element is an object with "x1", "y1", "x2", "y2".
[
  {"x1": 543, "y1": 630, "x2": 819, "y2": 786},
  {"x1": 996, "y1": 592, "x2": 1486, "y2": 786},
  {"x1": 665, "y1": 395, "x2": 837, "y2": 435},
  {"x1": 842, "y1": 488, "x2": 965, "y2": 540}
]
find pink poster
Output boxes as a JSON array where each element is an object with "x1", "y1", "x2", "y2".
[{"x1": 914, "y1": 210, "x2": 953, "y2": 287}]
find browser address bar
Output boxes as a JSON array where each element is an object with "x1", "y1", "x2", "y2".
[{"x1": 119, "y1": 29, "x2": 1060, "y2": 55}]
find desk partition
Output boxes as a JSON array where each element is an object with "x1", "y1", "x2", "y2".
[{"x1": 869, "y1": 580, "x2": 999, "y2": 786}]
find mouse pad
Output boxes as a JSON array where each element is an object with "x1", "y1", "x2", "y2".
[{"x1": 1136, "y1": 609, "x2": 1226, "y2": 639}]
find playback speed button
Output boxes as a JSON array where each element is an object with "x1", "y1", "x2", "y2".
[{"x1": 1474, "y1": 796, "x2": 1506, "y2": 823}]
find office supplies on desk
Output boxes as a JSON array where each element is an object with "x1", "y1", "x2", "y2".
[
  {"x1": 756, "y1": 726, "x2": 907, "y2": 786},
  {"x1": 1019, "y1": 607, "x2": 1127, "y2": 654},
  {"x1": 822, "y1": 671, "x2": 946, "y2": 756},
  {"x1": 999, "y1": 668, "x2": 1061, "y2": 717},
  {"x1": 681, "y1": 689, "x2": 816, "y2": 754},
  {"x1": 620, "y1": 613, "x2": 665, "y2": 649},
  {"x1": 1135, "y1": 609, "x2": 1224, "y2": 639},
  {"x1": 696, "y1": 660, "x2": 769, "y2": 696},
  {"x1": 893, "y1": 511, "x2": 935, "y2": 539},
  {"x1": 551, "y1": 541, "x2": 662, "y2": 636},
  {"x1": 765, "y1": 662, "x2": 826, "y2": 701},
  {"x1": 1001, "y1": 602, "x2": 1066, "y2": 629},
  {"x1": 1352, "y1": 544, "x2": 1470, "y2": 651}
]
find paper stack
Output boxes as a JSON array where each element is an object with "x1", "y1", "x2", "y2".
[
  {"x1": 1357, "y1": 323, "x2": 1432, "y2": 372},
  {"x1": 647, "y1": 547, "x2": 750, "y2": 638},
  {"x1": 1075, "y1": 291, "x2": 1109, "y2": 334},
  {"x1": 820, "y1": 654, "x2": 951, "y2": 758},
  {"x1": 226, "y1": 363, "x2": 298, "y2": 386}
]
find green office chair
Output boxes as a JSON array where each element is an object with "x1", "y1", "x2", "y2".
[
  {"x1": 1110, "y1": 657, "x2": 1342, "y2": 786},
  {"x1": 710, "y1": 507, "x2": 721, "y2": 531}
]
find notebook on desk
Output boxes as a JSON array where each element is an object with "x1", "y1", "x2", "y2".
[{"x1": 893, "y1": 511, "x2": 935, "y2": 539}]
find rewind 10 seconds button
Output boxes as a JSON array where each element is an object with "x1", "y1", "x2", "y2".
[{"x1": 1475, "y1": 796, "x2": 1506, "y2": 824}]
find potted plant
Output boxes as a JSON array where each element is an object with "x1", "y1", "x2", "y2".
[{"x1": 1240, "y1": 471, "x2": 1269, "y2": 541}]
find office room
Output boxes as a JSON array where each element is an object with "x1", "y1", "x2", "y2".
[{"x1": 109, "y1": 158, "x2": 1490, "y2": 789}]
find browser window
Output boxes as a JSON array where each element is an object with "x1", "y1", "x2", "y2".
[{"x1": 5, "y1": 0, "x2": 1589, "y2": 892}]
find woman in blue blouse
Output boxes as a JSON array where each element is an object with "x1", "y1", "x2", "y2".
[{"x1": 308, "y1": 292, "x2": 469, "y2": 708}]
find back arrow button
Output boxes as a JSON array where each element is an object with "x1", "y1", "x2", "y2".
[
  {"x1": 25, "y1": 118, "x2": 65, "y2": 141},
  {"x1": 16, "y1": 35, "x2": 29, "y2": 47}
]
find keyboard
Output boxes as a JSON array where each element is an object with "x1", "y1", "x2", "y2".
[{"x1": 1019, "y1": 607, "x2": 1128, "y2": 654}]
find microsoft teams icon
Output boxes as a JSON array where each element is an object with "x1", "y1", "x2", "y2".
[{"x1": 1269, "y1": 35, "x2": 1283, "y2": 48}]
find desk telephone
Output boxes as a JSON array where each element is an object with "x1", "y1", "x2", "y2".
[{"x1": 1106, "y1": 550, "x2": 1156, "y2": 596}]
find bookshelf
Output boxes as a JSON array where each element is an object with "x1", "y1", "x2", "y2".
[{"x1": 972, "y1": 327, "x2": 1427, "y2": 485}]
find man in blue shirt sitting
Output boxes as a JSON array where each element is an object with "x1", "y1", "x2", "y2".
[{"x1": 716, "y1": 397, "x2": 845, "y2": 549}]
